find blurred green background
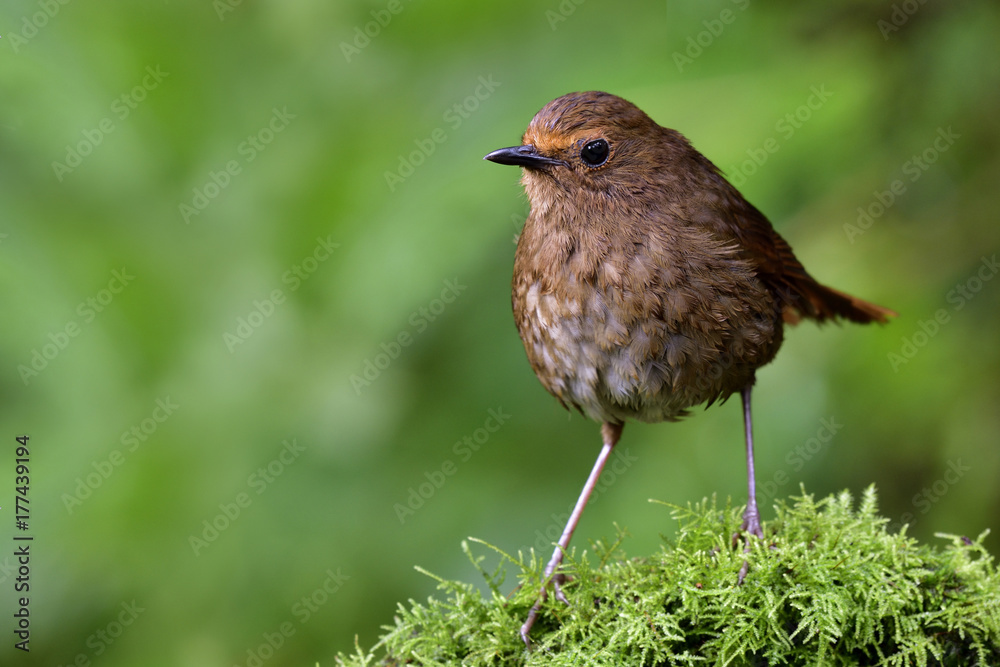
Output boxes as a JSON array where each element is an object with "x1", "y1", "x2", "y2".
[{"x1": 1, "y1": 0, "x2": 998, "y2": 664}]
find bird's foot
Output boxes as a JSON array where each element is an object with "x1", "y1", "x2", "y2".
[
  {"x1": 741, "y1": 504, "x2": 764, "y2": 539},
  {"x1": 737, "y1": 558, "x2": 751, "y2": 584},
  {"x1": 734, "y1": 504, "x2": 763, "y2": 584},
  {"x1": 520, "y1": 599, "x2": 542, "y2": 648},
  {"x1": 552, "y1": 572, "x2": 570, "y2": 604},
  {"x1": 520, "y1": 573, "x2": 572, "y2": 648}
]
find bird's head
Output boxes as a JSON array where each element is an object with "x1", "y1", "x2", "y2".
[{"x1": 484, "y1": 91, "x2": 686, "y2": 204}]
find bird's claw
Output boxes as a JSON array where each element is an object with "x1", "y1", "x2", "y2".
[
  {"x1": 552, "y1": 572, "x2": 571, "y2": 605},
  {"x1": 734, "y1": 505, "x2": 763, "y2": 584},
  {"x1": 520, "y1": 572, "x2": 573, "y2": 648},
  {"x1": 741, "y1": 505, "x2": 763, "y2": 539}
]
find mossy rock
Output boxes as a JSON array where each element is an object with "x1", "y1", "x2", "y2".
[{"x1": 336, "y1": 487, "x2": 1000, "y2": 666}]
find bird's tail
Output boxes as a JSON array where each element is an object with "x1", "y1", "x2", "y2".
[{"x1": 783, "y1": 281, "x2": 896, "y2": 325}]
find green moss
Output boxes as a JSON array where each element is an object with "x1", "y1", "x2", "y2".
[{"x1": 336, "y1": 487, "x2": 1000, "y2": 666}]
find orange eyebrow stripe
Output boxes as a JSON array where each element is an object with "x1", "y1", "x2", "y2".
[{"x1": 524, "y1": 128, "x2": 578, "y2": 154}]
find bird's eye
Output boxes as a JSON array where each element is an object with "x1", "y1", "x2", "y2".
[{"x1": 580, "y1": 139, "x2": 610, "y2": 167}]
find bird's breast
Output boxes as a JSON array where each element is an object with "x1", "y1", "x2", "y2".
[{"x1": 512, "y1": 220, "x2": 782, "y2": 425}]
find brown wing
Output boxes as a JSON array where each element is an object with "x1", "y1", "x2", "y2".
[
  {"x1": 670, "y1": 134, "x2": 895, "y2": 325},
  {"x1": 732, "y1": 200, "x2": 896, "y2": 325}
]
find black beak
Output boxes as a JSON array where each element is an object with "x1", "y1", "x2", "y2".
[{"x1": 483, "y1": 145, "x2": 566, "y2": 169}]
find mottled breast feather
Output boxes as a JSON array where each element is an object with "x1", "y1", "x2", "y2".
[{"x1": 512, "y1": 197, "x2": 782, "y2": 425}]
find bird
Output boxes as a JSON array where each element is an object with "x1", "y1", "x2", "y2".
[{"x1": 483, "y1": 90, "x2": 895, "y2": 645}]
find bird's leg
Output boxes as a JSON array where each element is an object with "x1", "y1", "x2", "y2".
[
  {"x1": 520, "y1": 421, "x2": 623, "y2": 648},
  {"x1": 740, "y1": 384, "x2": 763, "y2": 538},
  {"x1": 737, "y1": 383, "x2": 763, "y2": 583}
]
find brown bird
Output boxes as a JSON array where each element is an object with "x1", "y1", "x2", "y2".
[{"x1": 484, "y1": 91, "x2": 895, "y2": 645}]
